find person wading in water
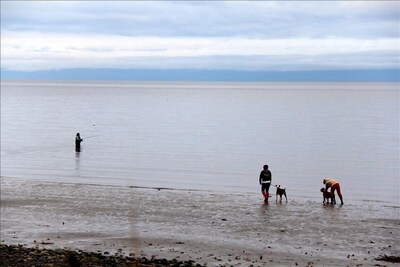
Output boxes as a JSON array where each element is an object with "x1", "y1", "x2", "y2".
[{"x1": 75, "y1": 133, "x2": 83, "y2": 152}]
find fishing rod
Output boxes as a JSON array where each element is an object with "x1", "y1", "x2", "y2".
[{"x1": 83, "y1": 135, "x2": 100, "y2": 140}]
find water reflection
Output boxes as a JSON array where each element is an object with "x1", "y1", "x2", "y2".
[{"x1": 75, "y1": 151, "x2": 81, "y2": 171}]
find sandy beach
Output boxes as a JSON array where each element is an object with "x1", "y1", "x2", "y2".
[{"x1": 1, "y1": 178, "x2": 399, "y2": 266}]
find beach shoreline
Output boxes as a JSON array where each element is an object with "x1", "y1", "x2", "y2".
[{"x1": 1, "y1": 178, "x2": 399, "y2": 266}]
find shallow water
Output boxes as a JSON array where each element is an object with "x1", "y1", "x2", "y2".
[{"x1": 1, "y1": 81, "x2": 399, "y2": 205}]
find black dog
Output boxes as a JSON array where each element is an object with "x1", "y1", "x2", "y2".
[
  {"x1": 320, "y1": 188, "x2": 336, "y2": 204},
  {"x1": 275, "y1": 185, "x2": 287, "y2": 202}
]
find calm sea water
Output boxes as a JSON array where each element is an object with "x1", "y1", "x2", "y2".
[{"x1": 1, "y1": 81, "x2": 399, "y2": 205}]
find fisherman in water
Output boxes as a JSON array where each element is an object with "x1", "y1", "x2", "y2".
[
  {"x1": 259, "y1": 164, "x2": 272, "y2": 203},
  {"x1": 75, "y1": 133, "x2": 83, "y2": 152}
]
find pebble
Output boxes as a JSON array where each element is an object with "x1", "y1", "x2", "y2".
[{"x1": 0, "y1": 244, "x2": 206, "y2": 266}]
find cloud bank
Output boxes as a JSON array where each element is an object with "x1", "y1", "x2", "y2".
[{"x1": 1, "y1": 1, "x2": 399, "y2": 72}]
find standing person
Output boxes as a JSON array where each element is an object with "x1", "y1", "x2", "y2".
[
  {"x1": 75, "y1": 133, "x2": 83, "y2": 152},
  {"x1": 259, "y1": 165, "x2": 272, "y2": 203},
  {"x1": 323, "y1": 178, "x2": 344, "y2": 205}
]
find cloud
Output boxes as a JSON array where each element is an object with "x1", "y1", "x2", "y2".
[
  {"x1": 1, "y1": 31, "x2": 398, "y2": 71},
  {"x1": 1, "y1": 1, "x2": 399, "y2": 71},
  {"x1": 1, "y1": 1, "x2": 399, "y2": 38}
]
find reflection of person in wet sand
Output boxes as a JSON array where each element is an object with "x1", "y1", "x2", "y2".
[
  {"x1": 75, "y1": 133, "x2": 83, "y2": 152},
  {"x1": 323, "y1": 178, "x2": 344, "y2": 205}
]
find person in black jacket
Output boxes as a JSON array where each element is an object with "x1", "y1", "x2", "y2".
[
  {"x1": 75, "y1": 133, "x2": 83, "y2": 152},
  {"x1": 259, "y1": 164, "x2": 272, "y2": 203}
]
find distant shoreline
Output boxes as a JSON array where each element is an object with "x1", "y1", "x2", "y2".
[{"x1": 1, "y1": 69, "x2": 399, "y2": 82}]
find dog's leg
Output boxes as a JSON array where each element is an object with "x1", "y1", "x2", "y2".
[{"x1": 284, "y1": 192, "x2": 287, "y2": 202}]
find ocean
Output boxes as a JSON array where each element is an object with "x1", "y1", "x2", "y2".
[{"x1": 1, "y1": 81, "x2": 399, "y2": 205}]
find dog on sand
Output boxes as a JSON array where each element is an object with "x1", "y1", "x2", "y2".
[
  {"x1": 320, "y1": 188, "x2": 336, "y2": 204},
  {"x1": 275, "y1": 185, "x2": 287, "y2": 202}
]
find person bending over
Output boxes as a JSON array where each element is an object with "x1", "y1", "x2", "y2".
[{"x1": 323, "y1": 178, "x2": 344, "y2": 205}]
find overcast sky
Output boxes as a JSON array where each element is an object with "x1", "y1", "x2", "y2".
[{"x1": 1, "y1": 1, "x2": 399, "y2": 72}]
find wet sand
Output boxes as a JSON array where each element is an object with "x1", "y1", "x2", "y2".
[{"x1": 1, "y1": 178, "x2": 399, "y2": 266}]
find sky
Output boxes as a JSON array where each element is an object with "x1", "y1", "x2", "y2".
[{"x1": 1, "y1": 1, "x2": 399, "y2": 81}]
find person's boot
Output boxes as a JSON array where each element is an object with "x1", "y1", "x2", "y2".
[{"x1": 264, "y1": 192, "x2": 269, "y2": 203}]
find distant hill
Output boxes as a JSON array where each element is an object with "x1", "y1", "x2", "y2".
[{"x1": 1, "y1": 69, "x2": 399, "y2": 82}]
